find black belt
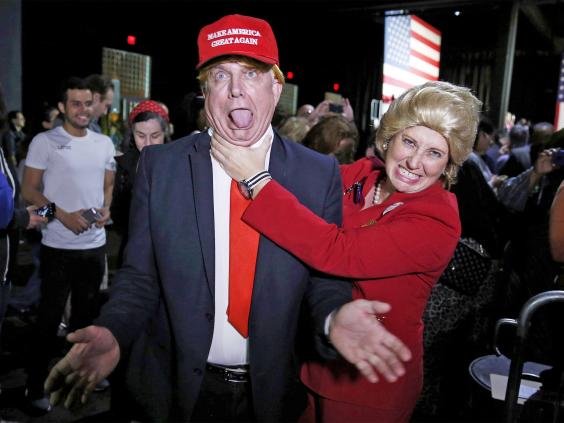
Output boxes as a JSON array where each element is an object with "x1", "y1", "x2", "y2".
[{"x1": 206, "y1": 363, "x2": 250, "y2": 383}]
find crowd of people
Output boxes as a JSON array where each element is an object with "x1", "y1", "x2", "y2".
[{"x1": 0, "y1": 11, "x2": 563, "y2": 423}]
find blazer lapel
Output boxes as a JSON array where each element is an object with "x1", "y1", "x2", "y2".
[
  {"x1": 189, "y1": 133, "x2": 215, "y2": 296},
  {"x1": 252, "y1": 133, "x2": 289, "y2": 300},
  {"x1": 268, "y1": 133, "x2": 289, "y2": 186}
]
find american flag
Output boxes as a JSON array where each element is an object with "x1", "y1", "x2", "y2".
[
  {"x1": 555, "y1": 53, "x2": 564, "y2": 131},
  {"x1": 382, "y1": 14, "x2": 441, "y2": 102}
]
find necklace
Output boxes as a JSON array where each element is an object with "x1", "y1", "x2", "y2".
[{"x1": 372, "y1": 178, "x2": 385, "y2": 205}]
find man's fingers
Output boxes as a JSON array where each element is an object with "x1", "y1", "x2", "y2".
[
  {"x1": 362, "y1": 323, "x2": 412, "y2": 363},
  {"x1": 384, "y1": 335, "x2": 412, "y2": 362},
  {"x1": 64, "y1": 388, "x2": 78, "y2": 409},
  {"x1": 355, "y1": 360, "x2": 379, "y2": 383},
  {"x1": 82, "y1": 377, "x2": 99, "y2": 404},
  {"x1": 367, "y1": 349, "x2": 403, "y2": 382},
  {"x1": 366, "y1": 353, "x2": 397, "y2": 382},
  {"x1": 81, "y1": 390, "x2": 92, "y2": 405},
  {"x1": 49, "y1": 389, "x2": 62, "y2": 406},
  {"x1": 367, "y1": 300, "x2": 391, "y2": 315},
  {"x1": 66, "y1": 326, "x2": 95, "y2": 344},
  {"x1": 64, "y1": 379, "x2": 89, "y2": 410},
  {"x1": 45, "y1": 358, "x2": 72, "y2": 392}
]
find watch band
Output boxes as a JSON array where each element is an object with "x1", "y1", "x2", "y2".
[{"x1": 238, "y1": 171, "x2": 272, "y2": 200}]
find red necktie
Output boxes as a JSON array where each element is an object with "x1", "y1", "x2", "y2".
[{"x1": 228, "y1": 179, "x2": 260, "y2": 338}]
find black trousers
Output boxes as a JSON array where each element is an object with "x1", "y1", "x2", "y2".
[
  {"x1": 190, "y1": 366, "x2": 255, "y2": 423},
  {"x1": 26, "y1": 244, "x2": 106, "y2": 394}
]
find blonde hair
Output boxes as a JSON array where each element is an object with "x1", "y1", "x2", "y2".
[
  {"x1": 375, "y1": 81, "x2": 482, "y2": 186},
  {"x1": 278, "y1": 116, "x2": 311, "y2": 143},
  {"x1": 197, "y1": 56, "x2": 285, "y2": 92}
]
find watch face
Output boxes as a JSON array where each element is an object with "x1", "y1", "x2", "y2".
[{"x1": 237, "y1": 181, "x2": 252, "y2": 200}]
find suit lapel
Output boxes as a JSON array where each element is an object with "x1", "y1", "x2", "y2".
[
  {"x1": 252, "y1": 134, "x2": 289, "y2": 301},
  {"x1": 189, "y1": 133, "x2": 215, "y2": 296},
  {"x1": 268, "y1": 133, "x2": 289, "y2": 186}
]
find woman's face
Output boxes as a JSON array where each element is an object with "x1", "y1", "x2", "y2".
[
  {"x1": 133, "y1": 118, "x2": 165, "y2": 151},
  {"x1": 385, "y1": 125, "x2": 449, "y2": 194}
]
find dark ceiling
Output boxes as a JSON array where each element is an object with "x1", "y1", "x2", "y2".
[{"x1": 20, "y1": 0, "x2": 564, "y2": 129}]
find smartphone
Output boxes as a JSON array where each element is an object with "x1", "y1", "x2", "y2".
[
  {"x1": 35, "y1": 203, "x2": 55, "y2": 218},
  {"x1": 82, "y1": 207, "x2": 103, "y2": 224},
  {"x1": 329, "y1": 103, "x2": 344, "y2": 113},
  {"x1": 552, "y1": 149, "x2": 564, "y2": 167}
]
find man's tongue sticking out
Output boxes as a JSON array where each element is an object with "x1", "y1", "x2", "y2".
[{"x1": 230, "y1": 109, "x2": 253, "y2": 129}]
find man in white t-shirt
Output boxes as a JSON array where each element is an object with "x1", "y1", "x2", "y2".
[{"x1": 21, "y1": 76, "x2": 116, "y2": 411}]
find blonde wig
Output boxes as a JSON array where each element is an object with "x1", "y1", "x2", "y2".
[{"x1": 375, "y1": 81, "x2": 482, "y2": 185}]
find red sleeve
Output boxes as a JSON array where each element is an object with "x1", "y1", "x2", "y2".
[{"x1": 244, "y1": 180, "x2": 460, "y2": 280}]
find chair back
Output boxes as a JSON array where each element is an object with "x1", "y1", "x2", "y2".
[{"x1": 504, "y1": 290, "x2": 564, "y2": 423}]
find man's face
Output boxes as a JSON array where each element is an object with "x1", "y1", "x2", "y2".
[
  {"x1": 59, "y1": 89, "x2": 93, "y2": 130},
  {"x1": 475, "y1": 130, "x2": 493, "y2": 154},
  {"x1": 204, "y1": 61, "x2": 282, "y2": 146},
  {"x1": 92, "y1": 88, "x2": 114, "y2": 119}
]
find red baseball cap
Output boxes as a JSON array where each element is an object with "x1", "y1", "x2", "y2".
[{"x1": 196, "y1": 14, "x2": 279, "y2": 69}]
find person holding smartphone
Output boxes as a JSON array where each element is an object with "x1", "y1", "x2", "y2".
[
  {"x1": 20, "y1": 76, "x2": 116, "y2": 412},
  {"x1": 497, "y1": 136, "x2": 564, "y2": 213}
]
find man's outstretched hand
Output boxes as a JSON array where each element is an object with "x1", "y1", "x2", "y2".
[
  {"x1": 45, "y1": 325, "x2": 120, "y2": 409},
  {"x1": 329, "y1": 299, "x2": 412, "y2": 383}
]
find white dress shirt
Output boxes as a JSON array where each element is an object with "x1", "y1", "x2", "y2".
[{"x1": 207, "y1": 127, "x2": 273, "y2": 366}]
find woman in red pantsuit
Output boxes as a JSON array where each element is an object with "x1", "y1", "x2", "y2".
[{"x1": 212, "y1": 81, "x2": 482, "y2": 422}]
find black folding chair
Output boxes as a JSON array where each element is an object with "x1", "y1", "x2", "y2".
[
  {"x1": 469, "y1": 290, "x2": 564, "y2": 423},
  {"x1": 500, "y1": 290, "x2": 564, "y2": 423}
]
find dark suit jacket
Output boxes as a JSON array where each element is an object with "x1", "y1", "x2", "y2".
[{"x1": 96, "y1": 130, "x2": 351, "y2": 422}]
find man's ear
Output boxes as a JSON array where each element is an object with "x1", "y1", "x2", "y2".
[
  {"x1": 272, "y1": 80, "x2": 283, "y2": 105},
  {"x1": 93, "y1": 92, "x2": 101, "y2": 103}
]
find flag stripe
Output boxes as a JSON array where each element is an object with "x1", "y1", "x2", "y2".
[
  {"x1": 384, "y1": 63, "x2": 429, "y2": 86},
  {"x1": 383, "y1": 14, "x2": 441, "y2": 102},
  {"x1": 556, "y1": 102, "x2": 564, "y2": 130},
  {"x1": 384, "y1": 75, "x2": 414, "y2": 91},
  {"x1": 409, "y1": 57, "x2": 439, "y2": 78},
  {"x1": 555, "y1": 53, "x2": 564, "y2": 130},
  {"x1": 410, "y1": 49, "x2": 440, "y2": 68},
  {"x1": 412, "y1": 15, "x2": 441, "y2": 37},
  {"x1": 411, "y1": 29, "x2": 440, "y2": 51},
  {"x1": 410, "y1": 37, "x2": 441, "y2": 62}
]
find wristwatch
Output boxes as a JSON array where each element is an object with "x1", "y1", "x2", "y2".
[{"x1": 237, "y1": 171, "x2": 272, "y2": 200}]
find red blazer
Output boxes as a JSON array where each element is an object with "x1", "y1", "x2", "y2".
[{"x1": 243, "y1": 158, "x2": 461, "y2": 415}]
